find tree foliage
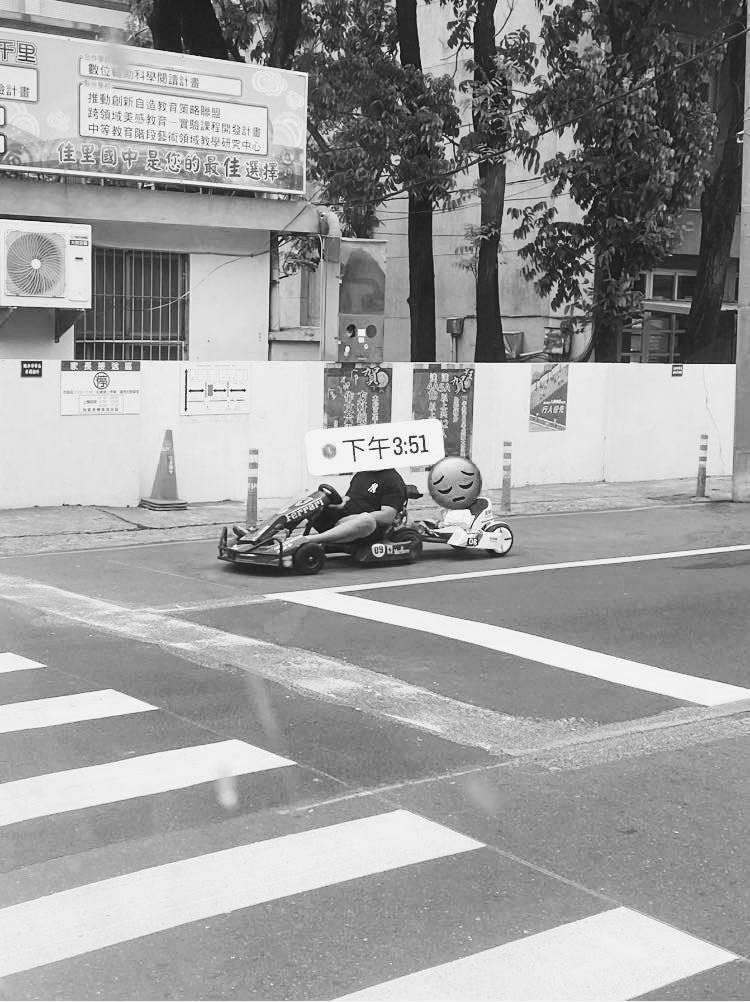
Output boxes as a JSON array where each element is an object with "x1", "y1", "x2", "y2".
[
  {"x1": 441, "y1": 0, "x2": 536, "y2": 361},
  {"x1": 130, "y1": 1, "x2": 460, "y2": 240},
  {"x1": 300, "y1": 3, "x2": 461, "y2": 240},
  {"x1": 131, "y1": 1, "x2": 462, "y2": 360},
  {"x1": 510, "y1": 0, "x2": 721, "y2": 360}
]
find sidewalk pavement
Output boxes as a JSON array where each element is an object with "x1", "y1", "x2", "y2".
[{"x1": 0, "y1": 476, "x2": 734, "y2": 557}]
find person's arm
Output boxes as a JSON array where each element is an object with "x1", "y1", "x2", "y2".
[{"x1": 373, "y1": 477, "x2": 404, "y2": 526}]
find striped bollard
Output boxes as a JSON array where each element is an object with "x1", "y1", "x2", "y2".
[
  {"x1": 696, "y1": 434, "x2": 708, "y2": 498},
  {"x1": 501, "y1": 441, "x2": 512, "y2": 512},
  {"x1": 246, "y1": 448, "x2": 259, "y2": 527}
]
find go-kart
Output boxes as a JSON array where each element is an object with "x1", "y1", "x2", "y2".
[
  {"x1": 218, "y1": 481, "x2": 513, "y2": 575},
  {"x1": 412, "y1": 495, "x2": 514, "y2": 556},
  {"x1": 218, "y1": 483, "x2": 423, "y2": 575}
]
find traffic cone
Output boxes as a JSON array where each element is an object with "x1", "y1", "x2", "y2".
[{"x1": 139, "y1": 430, "x2": 188, "y2": 510}]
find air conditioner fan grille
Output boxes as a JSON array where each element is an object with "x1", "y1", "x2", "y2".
[{"x1": 5, "y1": 231, "x2": 66, "y2": 298}]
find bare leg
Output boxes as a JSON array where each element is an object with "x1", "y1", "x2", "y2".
[{"x1": 285, "y1": 512, "x2": 379, "y2": 550}]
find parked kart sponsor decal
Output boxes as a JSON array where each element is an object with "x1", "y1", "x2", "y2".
[{"x1": 370, "y1": 542, "x2": 412, "y2": 558}]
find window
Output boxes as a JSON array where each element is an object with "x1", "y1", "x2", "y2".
[
  {"x1": 648, "y1": 271, "x2": 695, "y2": 301},
  {"x1": 74, "y1": 248, "x2": 189, "y2": 361},
  {"x1": 619, "y1": 268, "x2": 695, "y2": 362},
  {"x1": 676, "y1": 274, "x2": 697, "y2": 300},
  {"x1": 651, "y1": 274, "x2": 673, "y2": 301},
  {"x1": 619, "y1": 312, "x2": 684, "y2": 363}
]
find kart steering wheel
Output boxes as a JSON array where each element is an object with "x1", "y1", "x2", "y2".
[{"x1": 318, "y1": 483, "x2": 343, "y2": 505}]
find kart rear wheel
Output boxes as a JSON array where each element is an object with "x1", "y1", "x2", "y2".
[
  {"x1": 318, "y1": 483, "x2": 343, "y2": 505},
  {"x1": 291, "y1": 541, "x2": 326, "y2": 575},
  {"x1": 390, "y1": 528, "x2": 423, "y2": 562},
  {"x1": 484, "y1": 521, "x2": 513, "y2": 556}
]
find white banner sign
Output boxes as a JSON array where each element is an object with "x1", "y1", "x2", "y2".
[
  {"x1": 306, "y1": 418, "x2": 445, "y2": 475},
  {"x1": 60, "y1": 361, "x2": 140, "y2": 416},
  {"x1": 181, "y1": 364, "x2": 250, "y2": 415}
]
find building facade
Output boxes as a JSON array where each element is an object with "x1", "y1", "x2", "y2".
[{"x1": 0, "y1": 5, "x2": 340, "y2": 363}]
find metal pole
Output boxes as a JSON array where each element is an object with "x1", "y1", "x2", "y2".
[
  {"x1": 732, "y1": 1, "x2": 750, "y2": 500},
  {"x1": 696, "y1": 434, "x2": 708, "y2": 498},
  {"x1": 246, "y1": 448, "x2": 258, "y2": 528},
  {"x1": 501, "y1": 440, "x2": 512, "y2": 512},
  {"x1": 318, "y1": 234, "x2": 326, "y2": 361}
]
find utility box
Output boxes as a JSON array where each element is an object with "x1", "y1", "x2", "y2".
[
  {"x1": 336, "y1": 237, "x2": 386, "y2": 363},
  {"x1": 337, "y1": 314, "x2": 384, "y2": 362}
]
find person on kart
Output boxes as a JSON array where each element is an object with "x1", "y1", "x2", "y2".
[{"x1": 282, "y1": 468, "x2": 407, "y2": 552}]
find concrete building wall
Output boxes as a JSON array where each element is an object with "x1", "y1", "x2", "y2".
[
  {"x1": 0, "y1": 308, "x2": 67, "y2": 358},
  {"x1": 0, "y1": 361, "x2": 735, "y2": 509},
  {"x1": 0, "y1": 176, "x2": 326, "y2": 360},
  {"x1": 188, "y1": 248, "x2": 270, "y2": 361}
]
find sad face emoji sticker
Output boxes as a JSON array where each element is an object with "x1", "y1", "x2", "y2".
[{"x1": 427, "y1": 456, "x2": 482, "y2": 510}]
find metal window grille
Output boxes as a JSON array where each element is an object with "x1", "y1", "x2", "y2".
[{"x1": 74, "y1": 248, "x2": 189, "y2": 361}]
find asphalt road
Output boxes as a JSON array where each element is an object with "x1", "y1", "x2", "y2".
[{"x1": 0, "y1": 502, "x2": 749, "y2": 1000}]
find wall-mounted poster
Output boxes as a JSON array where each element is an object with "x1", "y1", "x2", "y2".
[
  {"x1": 412, "y1": 364, "x2": 475, "y2": 456},
  {"x1": 323, "y1": 365, "x2": 392, "y2": 427},
  {"x1": 529, "y1": 362, "x2": 569, "y2": 431},
  {"x1": 181, "y1": 364, "x2": 250, "y2": 415},
  {"x1": 60, "y1": 360, "x2": 140, "y2": 415}
]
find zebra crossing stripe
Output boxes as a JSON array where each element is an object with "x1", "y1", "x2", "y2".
[
  {"x1": 338, "y1": 906, "x2": 737, "y2": 1001},
  {"x1": 0, "y1": 739, "x2": 294, "y2": 826},
  {"x1": 0, "y1": 810, "x2": 481, "y2": 978},
  {"x1": 0, "y1": 689, "x2": 156, "y2": 734},
  {"x1": 0, "y1": 653, "x2": 45, "y2": 674}
]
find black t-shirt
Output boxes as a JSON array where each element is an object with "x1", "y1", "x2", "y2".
[{"x1": 343, "y1": 469, "x2": 407, "y2": 514}]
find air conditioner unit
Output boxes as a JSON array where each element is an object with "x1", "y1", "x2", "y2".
[{"x1": 0, "y1": 220, "x2": 92, "y2": 309}]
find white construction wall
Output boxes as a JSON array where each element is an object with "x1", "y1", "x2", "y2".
[{"x1": 0, "y1": 362, "x2": 736, "y2": 510}]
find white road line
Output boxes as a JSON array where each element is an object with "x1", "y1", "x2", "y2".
[
  {"x1": 0, "y1": 690, "x2": 156, "y2": 734},
  {"x1": 0, "y1": 652, "x2": 45, "y2": 673},
  {"x1": 0, "y1": 573, "x2": 603, "y2": 755},
  {"x1": 0, "y1": 810, "x2": 481, "y2": 978},
  {"x1": 298, "y1": 542, "x2": 750, "y2": 594},
  {"x1": 279, "y1": 592, "x2": 750, "y2": 707},
  {"x1": 338, "y1": 906, "x2": 736, "y2": 1001},
  {"x1": 0, "y1": 739, "x2": 294, "y2": 826}
]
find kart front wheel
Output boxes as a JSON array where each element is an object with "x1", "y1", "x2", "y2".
[
  {"x1": 292, "y1": 541, "x2": 326, "y2": 575},
  {"x1": 484, "y1": 521, "x2": 514, "y2": 556}
]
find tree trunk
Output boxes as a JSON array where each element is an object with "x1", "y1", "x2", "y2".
[
  {"x1": 592, "y1": 264, "x2": 621, "y2": 361},
  {"x1": 474, "y1": 158, "x2": 506, "y2": 361},
  {"x1": 682, "y1": 13, "x2": 745, "y2": 362},
  {"x1": 472, "y1": 0, "x2": 507, "y2": 362},
  {"x1": 397, "y1": 0, "x2": 437, "y2": 361},
  {"x1": 266, "y1": 1, "x2": 303, "y2": 359},
  {"x1": 148, "y1": 0, "x2": 181, "y2": 52},
  {"x1": 150, "y1": 0, "x2": 228, "y2": 59},
  {"x1": 270, "y1": 0, "x2": 303, "y2": 69},
  {"x1": 408, "y1": 191, "x2": 437, "y2": 361}
]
